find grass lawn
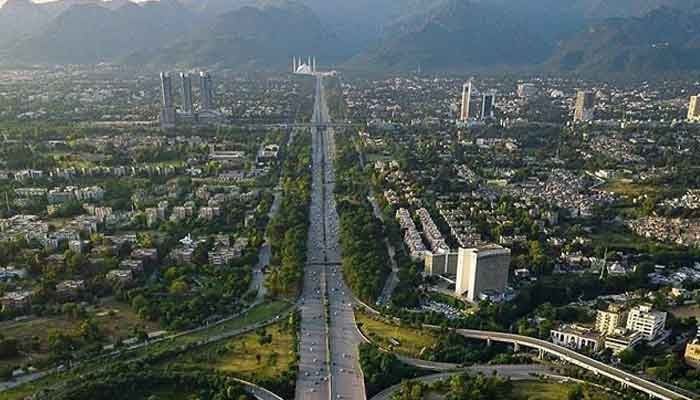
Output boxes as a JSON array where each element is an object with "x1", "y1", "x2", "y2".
[
  {"x1": 170, "y1": 321, "x2": 296, "y2": 381},
  {"x1": 512, "y1": 380, "x2": 619, "y2": 400},
  {"x1": 356, "y1": 312, "x2": 438, "y2": 358},
  {"x1": 189, "y1": 300, "x2": 292, "y2": 341},
  {"x1": 601, "y1": 179, "x2": 663, "y2": 198}
]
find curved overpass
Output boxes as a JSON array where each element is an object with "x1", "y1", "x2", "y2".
[{"x1": 454, "y1": 328, "x2": 695, "y2": 400}]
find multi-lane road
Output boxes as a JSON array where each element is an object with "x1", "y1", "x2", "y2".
[{"x1": 296, "y1": 75, "x2": 365, "y2": 400}]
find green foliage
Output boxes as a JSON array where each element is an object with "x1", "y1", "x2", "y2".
[{"x1": 359, "y1": 343, "x2": 423, "y2": 396}]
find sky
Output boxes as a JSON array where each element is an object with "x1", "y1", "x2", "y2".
[{"x1": 0, "y1": 0, "x2": 148, "y2": 6}]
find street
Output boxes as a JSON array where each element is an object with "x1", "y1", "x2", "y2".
[{"x1": 296, "y1": 75, "x2": 365, "y2": 400}]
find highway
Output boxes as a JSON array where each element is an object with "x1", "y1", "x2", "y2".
[{"x1": 296, "y1": 75, "x2": 365, "y2": 400}]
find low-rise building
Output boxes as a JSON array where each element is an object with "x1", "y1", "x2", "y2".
[
  {"x1": 604, "y1": 329, "x2": 643, "y2": 354},
  {"x1": 684, "y1": 339, "x2": 700, "y2": 369},
  {"x1": 551, "y1": 324, "x2": 602, "y2": 353},
  {"x1": 0, "y1": 290, "x2": 33, "y2": 312}
]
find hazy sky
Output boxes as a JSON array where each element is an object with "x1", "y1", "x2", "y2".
[{"x1": 0, "y1": 0, "x2": 148, "y2": 6}]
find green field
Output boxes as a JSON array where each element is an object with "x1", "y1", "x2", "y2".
[
  {"x1": 171, "y1": 321, "x2": 296, "y2": 380},
  {"x1": 512, "y1": 380, "x2": 619, "y2": 400},
  {"x1": 356, "y1": 312, "x2": 438, "y2": 358}
]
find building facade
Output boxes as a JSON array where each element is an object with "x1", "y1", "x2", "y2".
[
  {"x1": 573, "y1": 90, "x2": 595, "y2": 122},
  {"x1": 625, "y1": 305, "x2": 667, "y2": 341},
  {"x1": 456, "y1": 245, "x2": 510, "y2": 302}
]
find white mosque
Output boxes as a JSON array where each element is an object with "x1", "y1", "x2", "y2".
[{"x1": 292, "y1": 56, "x2": 316, "y2": 75}]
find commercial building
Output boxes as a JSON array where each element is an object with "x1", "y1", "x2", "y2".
[
  {"x1": 460, "y1": 81, "x2": 472, "y2": 121},
  {"x1": 200, "y1": 71, "x2": 215, "y2": 111},
  {"x1": 160, "y1": 72, "x2": 176, "y2": 129},
  {"x1": 688, "y1": 95, "x2": 700, "y2": 122},
  {"x1": 181, "y1": 73, "x2": 194, "y2": 114},
  {"x1": 625, "y1": 304, "x2": 667, "y2": 341},
  {"x1": 551, "y1": 325, "x2": 602, "y2": 353},
  {"x1": 684, "y1": 339, "x2": 700, "y2": 369},
  {"x1": 480, "y1": 91, "x2": 496, "y2": 120},
  {"x1": 573, "y1": 90, "x2": 595, "y2": 122},
  {"x1": 595, "y1": 304, "x2": 628, "y2": 335},
  {"x1": 455, "y1": 245, "x2": 510, "y2": 302}
]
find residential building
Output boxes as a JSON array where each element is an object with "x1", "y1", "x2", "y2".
[
  {"x1": 200, "y1": 71, "x2": 215, "y2": 110},
  {"x1": 0, "y1": 290, "x2": 32, "y2": 312},
  {"x1": 595, "y1": 304, "x2": 627, "y2": 335},
  {"x1": 626, "y1": 304, "x2": 667, "y2": 341},
  {"x1": 455, "y1": 245, "x2": 510, "y2": 302},
  {"x1": 424, "y1": 251, "x2": 458, "y2": 275}
]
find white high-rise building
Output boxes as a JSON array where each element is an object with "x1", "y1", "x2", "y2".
[
  {"x1": 688, "y1": 95, "x2": 700, "y2": 122},
  {"x1": 460, "y1": 81, "x2": 472, "y2": 121},
  {"x1": 625, "y1": 305, "x2": 667, "y2": 341},
  {"x1": 455, "y1": 246, "x2": 510, "y2": 302}
]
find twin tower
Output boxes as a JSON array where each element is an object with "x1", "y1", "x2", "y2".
[{"x1": 160, "y1": 71, "x2": 217, "y2": 129}]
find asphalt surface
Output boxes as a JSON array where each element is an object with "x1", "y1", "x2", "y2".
[{"x1": 296, "y1": 75, "x2": 365, "y2": 400}]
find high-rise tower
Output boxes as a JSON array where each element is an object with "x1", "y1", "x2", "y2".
[
  {"x1": 460, "y1": 81, "x2": 472, "y2": 121},
  {"x1": 481, "y1": 91, "x2": 496, "y2": 120},
  {"x1": 573, "y1": 90, "x2": 595, "y2": 122},
  {"x1": 160, "y1": 72, "x2": 176, "y2": 129},
  {"x1": 688, "y1": 95, "x2": 700, "y2": 122},
  {"x1": 181, "y1": 73, "x2": 193, "y2": 114},
  {"x1": 200, "y1": 71, "x2": 215, "y2": 111}
]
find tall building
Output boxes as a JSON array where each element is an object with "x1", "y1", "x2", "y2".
[
  {"x1": 455, "y1": 245, "x2": 510, "y2": 302},
  {"x1": 460, "y1": 81, "x2": 472, "y2": 121},
  {"x1": 625, "y1": 304, "x2": 667, "y2": 341},
  {"x1": 181, "y1": 73, "x2": 193, "y2": 114},
  {"x1": 200, "y1": 71, "x2": 215, "y2": 111},
  {"x1": 481, "y1": 91, "x2": 496, "y2": 120},
  {"x1": 159, "y1": 72, "x2": 176, "y2": 129},
  {"x1": 595, "y1": 304, "x2": 627, "y2": 335},
  {"x1": 573, "y1": 90, "x2": 595, "y2": 122},
  {"x1": 688, "y1": 95, "x2": 700, "y2": 122}
]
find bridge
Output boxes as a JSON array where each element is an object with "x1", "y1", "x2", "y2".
[{"x1": 453, "y1": 328, "x2": 695, "y2": 400}]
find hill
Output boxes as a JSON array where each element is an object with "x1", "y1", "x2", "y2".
[
  {"x1": 10, "y1": 0, "x2": 198, "y2": 64},
  {"x1": 548, "y1": 7, "x2": 700, "y2": 74},
  {"x1": 129, "y1": 0, "x2": 341, "y2": 69}
]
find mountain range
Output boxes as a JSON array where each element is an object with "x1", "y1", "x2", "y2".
[{"x1": 2, "y1": 0, "x2": 700, "y2": 74}]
